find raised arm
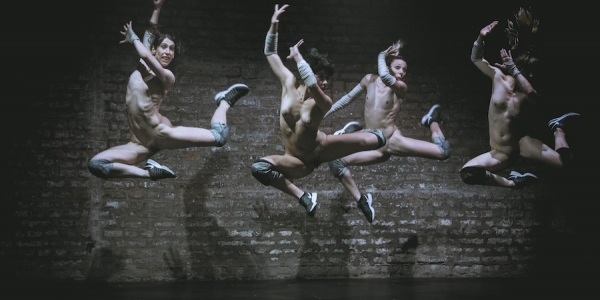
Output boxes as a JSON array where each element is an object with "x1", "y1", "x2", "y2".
[
  {"x1": 120, "y1": 21, "x2": 175, "y2": 88},
  {"x1": 265, "y1": 4, "x2": 295, "y2": 85},
  {"x1": 377, "y1": 47, "x2": 407, "y2": 98},
  {"x1": 287, "y1": 40, "x2": 332, "y2": 112},
  {"x1": 494, "y1": 49, "x2": 538, "y2": 103},
  {"x1": 471, "y1": 21, "x2": 500, "y2": 79},
  {"x1": 142, "y1": 0, "x2": 165, "y2": 48},
  {"x1": 323, "y1": 76, "x2": 368, "y2": 119}
]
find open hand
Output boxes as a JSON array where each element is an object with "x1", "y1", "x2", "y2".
[
  {"x1": 286, "y1": 39, "x2": 304, "y2": 61},
  {"x1": 272, "y1": 4, "x2": 289, "y2": 24},
  {"x1": 480, "y1": 21, "x2": 498, "y2": 38}
]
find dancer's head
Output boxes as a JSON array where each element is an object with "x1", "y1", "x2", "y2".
[
  {"x1": 385, "y1": 39, "x2": 408, "y2": 81},
  {"x1": 151, "y1": 33, "x2": 179, "y2": 67},
  {"x1": 305, "y1": 48, "x2": 334, "y2": 89},
  {"x1": 505, "y1": 7, "x2": 539, "y2": 78}
]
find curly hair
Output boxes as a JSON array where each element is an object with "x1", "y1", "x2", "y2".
[
  {"x1": 385, "y1": 39, "x2": 406, "y2": 66},
  {"x1": 304, "y1": 48, "x2": 334, "y2": 78},
  {"x1": 505, "y1": 7, "x2": 539, "y2": 72}
]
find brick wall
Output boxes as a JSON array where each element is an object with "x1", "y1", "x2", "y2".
[{"x1": 3, "y1": 0, "x2": 596, "y2": 281}]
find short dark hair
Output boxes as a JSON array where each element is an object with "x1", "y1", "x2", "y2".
[{"x1": 304, "y1": 48, "x2": 334, "y2": 78}]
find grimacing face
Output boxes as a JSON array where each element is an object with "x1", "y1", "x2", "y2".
[
  {"x1": 152, "y1": 38, "x2": 175, "y2": 67},
  {"x1": 389, "y1": 58, "x2": 408, "y2": 81}
]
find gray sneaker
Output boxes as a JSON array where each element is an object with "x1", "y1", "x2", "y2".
[
  {"x1": 508, "y1": 171, "x2": 538, "y2": 189},
  {"x1": 214, "y1": 83, "x2": 250, "y2": 107},
  {"x1": 357, "y1": 193, "x2": 375, "y2": 223},
  {"x1": 548, "y1": 112, "x2": 580, "y2": 131},
  {"x1": 144, "y1": 159, "x2": 177, "y2": 180},
  {"x1": 334, "y1": 121, "x2": 362, "y2": 135},
  {"x1": 299, "y1": 192, "x2": 317, "y2": 217},
  {"x1": 421, "y1": 104, "x2": 442, "y2": 127}
]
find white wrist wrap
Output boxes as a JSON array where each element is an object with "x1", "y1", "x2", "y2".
[
  {"x1": 378, "y1": 52, "x2": 396, "y2": 86},
  {"x1": 142, "y1": 30, "x2": 155, "y2": 49},
  {"x1": 471, "y1": 40, "x2": 484, "y2": 62},
  {"x1": 264, "y1": 33, "x2": 278, "y2": 56},
  {"x1": 297, "y1": 60, "x2": 317, "y2": 87}
]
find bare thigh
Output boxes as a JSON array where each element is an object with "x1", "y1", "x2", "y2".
[
  {"x1": 519, "y1": 135, "x2": 561, "y2": 168},
  {"x1": 463, "y1": 149, "x2": 512, "y2": 172},
  {"x1": 385, "y1": 129, "x2": 442, "y2": 159},
  {"x1": 92, "y1": 142, "x2": 156, "y2": 165},
  {"x1": 261, "y1": 154, "x2": 315, "y2": 180}
]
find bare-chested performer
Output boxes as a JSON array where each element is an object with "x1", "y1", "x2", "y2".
[
  {"x1": 324, "y1": 40, "x2": 450, "y2": 223},
  {"x1": 251, "y1": 4, "x2": 386, "y2": 217},
  {"x1": 88, "y1": 0, "x2": 249, "y2": 180},
  {"x1": 460, "y1": 8, "x2": 579, "y2": 189}
]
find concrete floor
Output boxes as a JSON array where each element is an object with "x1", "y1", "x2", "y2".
[{"x1": 6, "y1": 277, "x2": 598, "y2": 300}]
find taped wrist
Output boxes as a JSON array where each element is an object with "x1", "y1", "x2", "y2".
[
  {"x1": 142, "y1": 30, "x2": 155, "y2": 49},
  {"x1": 378, "y1": 51, "x2": 396, "y2": 86},
  {"x1": 324, "y1": 84, "x2": 365, "y2": 119},
  {"x1": 264, "y1": 32, "x2": 278, "y2": 56},
  {"x1": 126, "y1": 27, "x2": 140, "y2": 44},
  {"x1": 471, "y1": 40, "x2": 484, "y2": 62},
  {"x1": 297, "y1": 60, "x2": 317, "y2": 87},
  {"x1": 504, "y1": 61, "x2": 521, "y2": 77}
]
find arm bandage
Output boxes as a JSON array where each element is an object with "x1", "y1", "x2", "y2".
[
  {"x1": 471, "y1": 40, "x2": 484, "y2": 62},
  {"x1": 142, "y1": 30, "x2": 155, "y2": 49},
  {"x1": 378, "y1": 51, "x2": 396, "y2": 86},
  {"x1": 125, "y1": 26, "x2": 140, "y2": 44},
  {"x1": 264, "y1": 33, "x2": 278, "y2": 56},
  {"x1": 504, "y1": 61, "x2": 522, "y2": 77},
  {"x1": 324, "y1": 84, "x2": 365, "y2": 119},
  {"x1": 297, "y1": 60, "x2": 317, "y2": 87}
]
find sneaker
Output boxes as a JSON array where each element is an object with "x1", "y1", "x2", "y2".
[
  {"x1": 421, "y1": 104, "x2": 442, "y2": 127},
  {"x1": 299, "y1": 192, "x2": 317, "y2": 217},
  {"x1": 144, "y1": 159, "x2": 177, "y2": 180},
  {"x1": 508, "y1": 171, "x2": 539, "y2": 189},
  {"x1": 548, "y1": 112, "x2": 580, "y2": 131},
  {"x1": 357, "y1": 193, "x2": 375, "y2": 223},
  {"x1": 334, "y1": 121, "x2": 362, "y2": 135},
  {"x1": 214, "y1": 83, "x2": 250, "y2": 107}
]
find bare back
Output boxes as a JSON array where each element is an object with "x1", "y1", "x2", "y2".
[{"x1": 363, "y1": 74, "x2": 404, "y2": 138}]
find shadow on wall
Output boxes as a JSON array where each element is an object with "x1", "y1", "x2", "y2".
[
  {"x1": 86, "y1": 247, "x2": 125, "y2": 281},
  {"x1": 181, "y1": 150, "x2": 269, "y2": 280}
]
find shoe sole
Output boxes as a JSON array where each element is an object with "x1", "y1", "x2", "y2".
[
  {"x1": 421, "y1": 104, "x2": 441, "y2": 126},
  {"x1": 548, "y1": 112, "x2": 580, "y2": 128},
  {"x1": 214, "y1": 84, "x2": 250, "y2": 105},
  {"x1": 334, "y1": 121, "x2": 361, "y2": 135}
]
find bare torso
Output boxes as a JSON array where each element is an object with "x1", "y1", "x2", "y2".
[
  {"x1": 487, "y1": 72, "x2": 529, "y2": 156},
  {"x1": 280, "y1": 84, "x2": 327, "y2": 164},
  {"x1": 125, "y1": 65, "x2": 169, "y2": 149},
  {"x1": 363, "y1": 75, "x2": 403, "y2": 139}
]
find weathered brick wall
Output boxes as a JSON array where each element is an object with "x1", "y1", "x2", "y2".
[{"x1": 3, "y1": 0, "x2": 596, "y2": 281}]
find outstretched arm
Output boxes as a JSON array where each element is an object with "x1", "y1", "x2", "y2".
[
  {"x1": 120, "y1": 21, "x2": 175, "y2": 88},
  {"x1": 287, "y1": 40, "x2": 332, "y2": 112},
  {"x1": 324, "y1": 76, "x2": 368, "y2": 119},
  {"x1": 265, "y1": 4, "x2": 295, "y2": 86},
  {"x1": 494, "y1": 49, "x2": 538, "y2": 103},
  {"x1": 471, "y1": 21, "x2": 499, "y2": 79}
]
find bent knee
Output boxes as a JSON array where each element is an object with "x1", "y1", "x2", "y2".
[
  {"x1": 251, "y1": 160, "x2": 280, "y2": 186},
  {"x1": 460, "y1": 165, "x2": 487, "y2": 185},
  {"x1": 209, "y1": 122, "x2": 229, "y2": 147},
  {"x1": 88, "y1": 159, "x2": 113, "y2": 179},
  {"x1": 434, "y1": 137, "x2": 451, "y2": 160}
]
